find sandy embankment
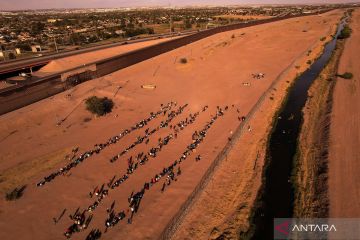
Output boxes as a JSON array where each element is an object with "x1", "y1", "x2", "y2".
[
  {"x1": 0, "y1": 10, "x2": 342, "y2": 240},
  {"x1": 328, "y1": 9, "x2": 360, "y2": 218},
  {"x1": 293, "y1": 19, "x2": 346, "y2": 218}
]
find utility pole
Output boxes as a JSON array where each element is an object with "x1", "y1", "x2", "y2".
[
  {"x1": 170, "y1": 15, "x2": 173, "y2": 34},
  {"x1": 53, "y1": 37, "x2": 59, "y2": 53}
]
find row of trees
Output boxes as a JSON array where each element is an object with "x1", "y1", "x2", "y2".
[
  {"x1": 124, "y1": 27, "x2": 154, "y2": 37},
  {"x1": 3, "y1": 24, "x2": 156, "y2": 52}
]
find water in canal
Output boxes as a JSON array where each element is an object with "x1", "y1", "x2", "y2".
[{"x1": 250, "y1": 17, "x2": 347, "y2": 240}]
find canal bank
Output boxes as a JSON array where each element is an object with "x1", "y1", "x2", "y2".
[
  {"x1": 244, "y1": 13, "x2": 349, "y2": 240},
  {"x1": 293, "y1": 36, "x2": 347, "y2": 218}
]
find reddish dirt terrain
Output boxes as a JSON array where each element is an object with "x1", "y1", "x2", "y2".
[
  {"x1": 329, "y1": 9, "x2": 360, "y2": 217},
  {"x1": 0, "y1": 10, "x2": 342, "y2": 240}
]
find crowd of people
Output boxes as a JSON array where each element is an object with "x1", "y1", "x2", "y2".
[
  {"x1": 60, "y1": 104, "x2": 233, "y2": 239},
  {"x1": 110, "y1": 103, "x2": 189, "y2": 163},
  {"x1": 36, "y1": 102, "x2": 177, "y2": 187},
  {"x1": 64, "y1": 208, "x2": 93, "y2": 238},
  {"x1": 84, "y1": 108, "x2": 205, "y2": 215},
  {"x1": 85, "y1": 229, "x2": 101, "y2": 240},
  {"x1": 105, "y1": 106, "x2": 228, "y2": 226},
  {"x1": 61, "y1": 106, "x2": 209, "y2": 239},
  {"x1": 105, "y1": 201, "x2": 126, "y2": 229},
  {"x1": 252, "y1": 72, "x2": 265, "y2": 79}
]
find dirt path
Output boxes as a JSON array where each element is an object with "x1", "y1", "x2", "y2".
[{"x1": 329, "y1": 9, "x2": 360, "y2": 217}]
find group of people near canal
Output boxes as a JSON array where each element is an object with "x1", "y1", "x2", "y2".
[
  {"x1": 64, "y1": 208, "x2": 93, "y2": 238},
  {"x1": 252, "y1": 72, "x2": 265, "y2": 79},
  {"x1": 84, "y1": 107, "x2": 205, "y2": 216},
  {"x1": 85, "y1": 229, "x2": 101, "y2": 240},
  {"x1": 105, "y1": 106, "x2": 228, "y2": 227},
  {"x1": 37, "y1": 102, "x2": 177, "y2": 187},
  {"x1": 61, "y1": 104, "x2": 232, "y2": 239},
  {"x1": 110, "y1": 103, "x2": 189, "y2": 163}
]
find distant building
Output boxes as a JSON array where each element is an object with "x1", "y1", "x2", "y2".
[
  {"x1": 206, "y1": 22, "x2": 218, "y2": 29},
  {"x1": 74, "y1": 28, "x2": 89, "y2": 33},
  {"x1": 115, "y1": 30, "x2": 125, "y2": 35},
  {"x1": 31, "y1": 45, "x2": 42, "y2": 52},
  {"x1": 47, "y1": 19, "x2": 63, "y2": 23}
]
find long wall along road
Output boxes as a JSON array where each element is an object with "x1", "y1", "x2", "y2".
[{"x1": 0, "y1": 9, "x2": 333, "y2": 116}]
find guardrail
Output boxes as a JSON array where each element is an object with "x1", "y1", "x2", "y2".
[{"x1": 0, "y1": 9, "x2": 332, "y2": 115}]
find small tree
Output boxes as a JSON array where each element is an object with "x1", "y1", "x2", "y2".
[
  {"x1": 337, "y1": 72, "x2": 353, "y2": 79},
  {"x1": 338, "y1": 25, "x2": 352, "y2": 39},
  {"x1": 85, "y1": 96, "x2": 114, "y2": 116},
  {"x1": 8, "y1": 52, "x2": 16, "y2": 59},
  {"x1": 179, "y1": 58, "x2": 188, "y2": 64},
  {"x1": 15, "y1": 43, "x2": 32, "y2": 51},
  {"x1": 184, "y1": 19, "x2": 192, "y2": 29}
]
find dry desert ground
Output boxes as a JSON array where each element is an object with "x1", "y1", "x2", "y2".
[
  {"x1": 329, "y1": 9, "x2": 360, "y2": 218},
  {"x1": 0, "y1": 10, "x2": 343, "y2": 240}
]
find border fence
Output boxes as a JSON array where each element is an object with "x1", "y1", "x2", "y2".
[
  {"x1": 0, "y1": 9, "x2": 331, "y2": 115},
  {"x1": 157, "y1": 33, "x2": 321, "y2": 239}
]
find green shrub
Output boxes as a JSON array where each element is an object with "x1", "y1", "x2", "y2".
[
  {"x1": 337, "y1": 72, "x2": 353, "y2": 79},
  {"x1": 85, "y1": 96, "x2": 114, "y2": 116},
  {"x1": 8, "y1": 52, "x2": 16, "y2": 59},
  {"x1": 124, "y1": 27, "x2": 154, "y2": 37},
  {"x1": 338, "y1": 25, "x2": 352, "y2": 39},
  {"x1": 15, "y1": 43, "x2": 32, "y2": 51}
]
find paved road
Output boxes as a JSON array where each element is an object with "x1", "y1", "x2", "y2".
[
  {"x1": 0, "y1": 30, "x2": 198, "y2": 75},
  {"x1": 0, "y1": 10, "x2": 334, "y2": 116}
]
